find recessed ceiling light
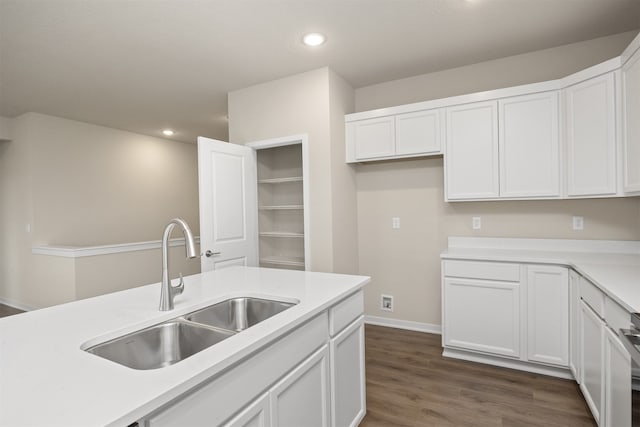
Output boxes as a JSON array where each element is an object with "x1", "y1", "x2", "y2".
[
  {"x1": 302, "y1": 33, "x2": 326, "y2": 47},
  {"x1": 162, "y1": 129, "x2": 175, "y2": 136}
]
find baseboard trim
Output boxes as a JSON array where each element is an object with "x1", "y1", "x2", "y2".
[
  {"x1": 443, "y1": 347, "x2": 574, "y2": 380},
  {"x1": 364, "y1": 315, "x2": 441, "y2": 334},
  {"x1": 0, "y1": 297, "x2": 36, "y2": 312}
]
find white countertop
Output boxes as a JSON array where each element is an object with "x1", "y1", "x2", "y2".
[
  {"x1": 0, "y1": 266, "x2": 369, "y2": 427},
  {"x1": 441, "y1": 237, "x2": 640, "y2": 313}
]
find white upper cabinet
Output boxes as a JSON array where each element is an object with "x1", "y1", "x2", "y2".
[
  {"x1": 622, "y1": 45, "x2": 640, "y2": 193},
  {"x1": 346, "y1": 32, "x2": 640, "y2": 201},
  {"x1": 445, "y1": 101, "x2": 499, "y2": 200},
  {"x1": 564, "y1": 72, "x2": 617, "y2": 197},
  {"x1": 395, "y1": 109, "x2": 442, "y2": 156},
  {"x1": 346, "y1": 108, "x2": 442, "y2": 162},
  {"x1": 499, "y1": 91, "x2": 560, "y2": 198},
  {"x1": 350, "y1": 116, "x2": 395, "y2": 160}
]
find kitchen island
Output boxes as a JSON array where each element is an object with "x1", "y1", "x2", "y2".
[{"x1": 0, "y1": 266, "x2": 369, "y2": 427}]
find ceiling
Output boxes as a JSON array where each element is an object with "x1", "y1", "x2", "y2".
[{"x1": 1, "y1": 0, "x2": 639, "y2": 143}]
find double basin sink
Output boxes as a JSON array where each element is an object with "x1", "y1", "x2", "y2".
[{"x1": 85, "y1": 297, "x2": 296, "y2": 370}]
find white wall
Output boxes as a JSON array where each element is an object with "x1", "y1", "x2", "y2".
[
  {"x1": 356, "y1": 31, "x2": 638, "y2": 111},
  {"x1": 0, "y1": 116, "x2": 12, "y2": 140},
  {"x1": 228, "y1": 67, "x2": 358, "y2": 274},
  {"x1": 0, "y1": 113, "x2": 200, "y2": 309},
  {"x1": 354, "y1": 31, "x2": 640, "y2": 327}
]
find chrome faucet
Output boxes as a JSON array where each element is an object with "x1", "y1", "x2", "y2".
[{"x1": 159, "y1": 218, "x2": 198, "y2": 311}]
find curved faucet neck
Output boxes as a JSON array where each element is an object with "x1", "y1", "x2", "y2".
[{"x1": 159, "y1": 218, "x2": 197, "y2": 311}]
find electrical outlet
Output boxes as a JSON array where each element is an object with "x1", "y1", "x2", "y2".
[
  {"x1": 392, "y1": 217, "x2": 400, "y2": 229},
  {"x1": 381, "y1": 294, "x2": 393, "y2": 312},
  {"x1": 472, "y1": 216, "x2": 481, "y2": 230},
  {"x1": 572, "y1": 216, "x2": 584, "y2": 230}
]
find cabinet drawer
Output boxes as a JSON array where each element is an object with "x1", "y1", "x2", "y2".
[
  {"x1": 580, "y1": 277, "x2": 605, "y2": 318},
  {"x1": 605, "y1": 297, "x2": 630, "y2": 333},
  {"x1": 443, "y1": 260, "x2": 520, "y2": 282},
  {"x1": 329, "y1": 291, "x2": 364, "y2": 336}
]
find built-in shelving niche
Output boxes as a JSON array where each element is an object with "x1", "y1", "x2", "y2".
[{"x1": 256, "y1": 144, "x2": 305, "y2": 270}]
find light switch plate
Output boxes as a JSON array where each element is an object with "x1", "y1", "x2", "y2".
[{"x1": 392, "y1": 217, "x2": 400, "y2": 229}]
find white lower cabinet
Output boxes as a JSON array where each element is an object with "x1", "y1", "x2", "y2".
[
  {"x1": 569, "y1": 270, "x2": 582, "y2": 382},
  {"x1": 580, "y1": 300, "x2": 604, "y2": 425},
  {"x1": 443, "y1": 276, "x2": 521, "y2": 358},
  {"x1": 526, "y1": 265, "x2": 569, "y2": 366},
  {"x1": 578, "y1": 276, "x2": 633, "y2": 426},
  {"x1": 141, "y1": 292, "x2": 366, "y2": 427},
  {"x1": 443, "y1": 261, "x2": 570, "y2": 372},
  {"x1": 330, "y1": 317, "x2": 366, "y2": 427},
  {"x1": 603, "y1": 327, "x2": 631, "y2": 427},
  {"x1": 270, "y1": 345, "x2": 330, "y2": 427},
  {"x1": 224, "y1": 393, "x2": 271, "y2": 427}
]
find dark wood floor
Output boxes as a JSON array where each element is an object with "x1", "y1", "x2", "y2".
[
  {"x1": 0, "y1": 303, "x2": 24, "y2": 318},
  {"x1": 360, "y1": 325, "x2": 595, "y2": 427}
]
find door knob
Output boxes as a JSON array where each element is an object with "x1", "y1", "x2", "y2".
[{"x1": 205, "y1": 250, "x2": 221, "y2": 257}]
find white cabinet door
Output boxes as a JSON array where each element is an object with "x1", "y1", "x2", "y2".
[
  {"x1": 499, "y1": 91, "x2": 560, "y2": 198},
  {"x1": 271, "y1": 345, "x2": 330, "y2": 427},
  {"x1": 580, "y1": 300, "x2": 604, "y2": 425},
  {"x1": 622, "y1": 47, "x2": 640, "y2": 193},
  {"x1": 395, "y1": 109, "x2": 441, "y2": 156},
  {"x1": 351, "y1": 117, "x2": 395, "y2": 160},
  {"x1": 330, "y1": 318, "x2": 366, "y2": 427},
  {"x1": 443, "y1": 277, "x2": 521, "y2": 358},
  {"x1": 224, "y1": 393, "x2": 270, "y2": 427},
  {"x1": 604, "y1": 327, "x2": 631, "y2": 427},
  {"x1": 198, "y1": 136, "x2": 259, "y2": 271},
  {"x1": 526, "y1": 266, "x2": 569, "y2": 366},
  {"x1": 445, "y1": 101, "x2": 499, "y2": 200},
  {"x1": 569, "y1": 270, "x2": 582, "y2": 382},
  {"x1": 565, "y1": 72, "x2": 617, "y2": 197}
]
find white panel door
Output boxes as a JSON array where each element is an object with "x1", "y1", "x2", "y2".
[
  {"x1": 580, "y1": 300, "x2": 604, "y2": 425},
  {"x1": 395, "y1": 109, "x2": 441, "y2": 156},
  {"x1": 223, "y1": 393, "x2": 270, "y2": 427},
  {"x1": 565, "y1": 73, "x2": 617, "y2": 197},
  {"x1": 622, "y1": 48, "x2": 640, "y2": 193},
  {"x1": 445, "y1": 101, "x2": 499, "y2": 200},
  {"x1": 330, "y1": 318, "x2": 366, "y2": 427},
  {"x1": 352, "y1": 117, "x2": 395, "y2": 160},
  {"x1": 569, "y1": 270, "x2": 582, "y2": 382},
  {"x1": 499, "y1": 91, "x2": 560, "y2": 198},
  {"x1": 270, "y1": 345, "x2": 330, "y2": 427},
  {"x1": 604, "y1": 327, "x2": 631, "y2": 427},
  {"x1": 198, "y1": 136, "x2": 258, "y2": 271},
  {"x1": 604, "y1": 328, "x2": 631, "y2": 427},
  {"x1": 443, "y1": 277, "x2": 521, "y2": 358},
  {"x1": 526, "y1": 265, "x2": 569, "y2": 366}
]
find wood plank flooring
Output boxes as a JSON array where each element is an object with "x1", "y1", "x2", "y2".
[
  {"x1": 360, "y1": 325, "x2": 595, "y2": 427},
  {"x1": 0, "y1": 303, "x2": 24, "y2": 318}
]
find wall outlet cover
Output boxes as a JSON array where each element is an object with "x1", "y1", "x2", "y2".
[
  {"x1": 381, "y1": 294, "x2": 393, "y2": 312},
  {"x1": 572, "y1": 216, "x2": 584, "y2": 230},
  {"x1": 472, "y1": 216, "x2": 481, "y2": 230}
]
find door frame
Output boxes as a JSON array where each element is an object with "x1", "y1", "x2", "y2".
[{"x1": 246, "y1": 134, "x2": 311, "y2": 270}]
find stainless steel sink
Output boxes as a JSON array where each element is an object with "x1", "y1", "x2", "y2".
[
  {"x1": 85, "y1": 297, "x2": 296, "y2": 370},
  {"x1": 85, "y1": 320, "x2": 234, "y2": 370},
  {"x1": 184, "y1": 297, "x2": 295, "y2": 332}
]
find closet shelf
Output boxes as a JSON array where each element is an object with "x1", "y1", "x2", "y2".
[
  {"x1": 260, "y1": 256, "x2": 305, "y2": 267},
  {"x1": 259, "y1": 232, "x2": 304, "y2": 238},
  {"x1": 258, "y1": 177, "x2": 303, "y2": 184},
  {"x1": 258, "y1": 205, "x2": 304, "y2": 210}
]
